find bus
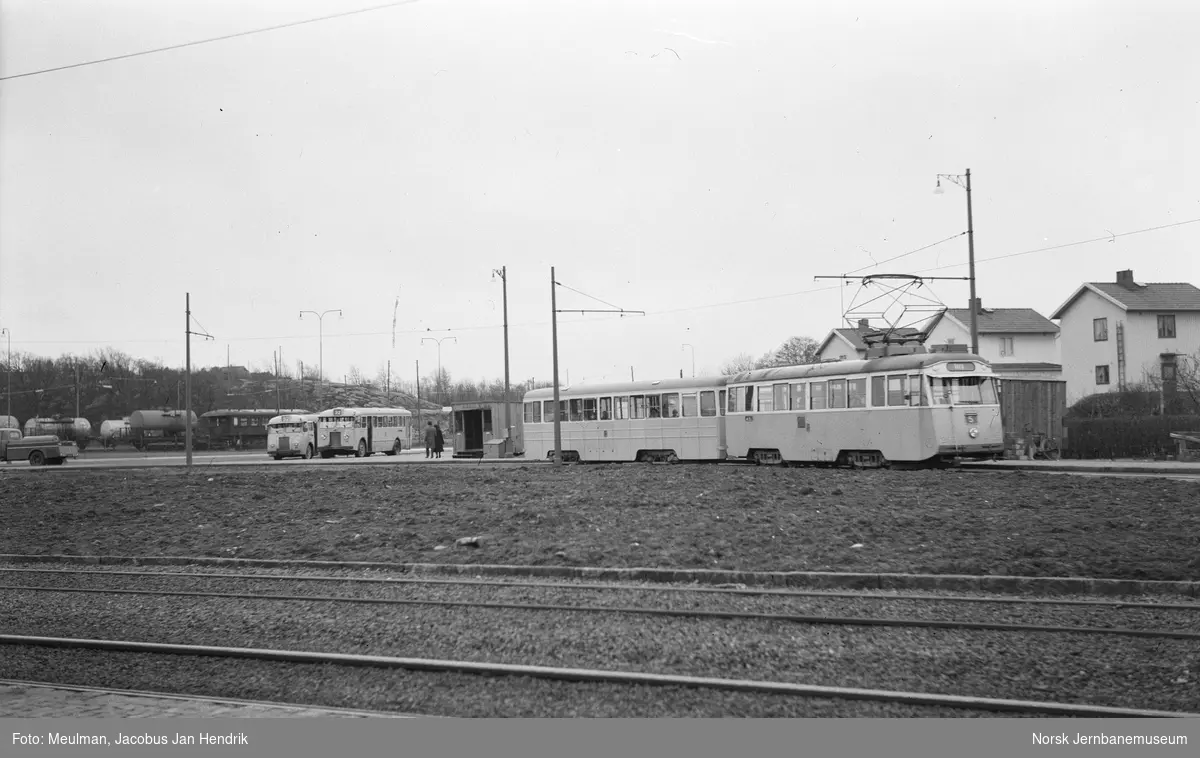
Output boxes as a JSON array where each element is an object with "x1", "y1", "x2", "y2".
[
  {"x1": 523, "y1": 377, "x2": 730, "y2": 463},
  {"x1": 315, "y1": 407, "x2": 413, "y2": 458},
  {"x1": 266, "y1": 413, "x2": 318, "y2": 460},
  {"x1": 724, "y1": 353, "x2": 1005, "y2": 467}
]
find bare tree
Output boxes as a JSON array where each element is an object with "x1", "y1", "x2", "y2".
[
  {"x1": 1141, "y1": 349, "x2": 1200, "y2": 414},
  {"x1": 719, "y1": 352, "x2": 758, "y2": 375}
]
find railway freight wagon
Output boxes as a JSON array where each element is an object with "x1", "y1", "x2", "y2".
[
  {"x1": 99, "y1": 418, "x2": 132, "y2": 448},
  {"x1": 523, "y1": 376, "x2": 730, "y2": 463},
  {"x1": 22, "y1": 417, "x2": 93, "y2": 451},
  {"x1": 725, "y1": 352, "x2": 1005, "y2": 467},
  {"x1": 200, "y1": 409, "x2": 311, "y2": 450},
  {"x1": 0, "y1": 416, "x2": 18, "y2": 431},
  {"x1": 129, "y1": 409, "x2": 200, "y2": 451}
]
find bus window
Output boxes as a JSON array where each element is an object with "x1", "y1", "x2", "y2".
[
  {"x1": 630, "y1": 395, "x2": 647, "y2": 419},
  {"x1": 583, "y1": 398, "x2": 598, "y2": 421},
  {"x1": 681, "y1": 393, "x2": 698, "y2": 417},
  {"x1": 569, "y1": 399, "x2": 584, "y2": 422},
  {"x1": 699, "y1": 391, "x2": 716, "y2": 417},
  {"x1": 719, "y1": 390, "x2": 726, "y2": 416},
  {"x1": 773, "y1": 383, "x2": 788, "y2": 410},
  {"x1": 909, "y1": 374, "x2": 927, "y2": 406},
  {"x1": 887, "y1": 375, "x2": 907, "y2": 406},
  {"x1": 662, "y1": 393, "x2": 680, "y2": 418},
  {"x1": 870, "y1": 376, "x2": 886, "y2": 407},
  {"x1": 615, "y1": 397, "x2": 629, "y2": 420},
  {"x1": 810, "y1": 382, "x2": 827, "y2": 410},
  {"x1": 848, "y1": 378, "x2": 867, "y2": 408},
  {"x1": 599, "y1": 397, "x2": 612, "y2": 420},
  {"x1": 757, "y1": 387, "x2": 774, "y2": 412},
  {"x1": 829, "y1": 379, "x2": 847, "y2": 409},
  {"x1": 524, "y1": 402, "x2": 541, "y2": 423},
  {"x1": 647, "y1": 395, "x2": 662, "y2": 418},
  {"x1": 744, "y1": 386, "x2": 755, "y2": 412},
  {"x1": 790, "y1": 383, "x2": 804, "y2": 411}
]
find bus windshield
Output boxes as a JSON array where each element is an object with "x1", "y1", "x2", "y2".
[
  {"x1": 269, "y1": 423, "x2": 308, "y2": 433},
  {"x1": 930, "y1": 376, "x2": 998, "y2": 405}
]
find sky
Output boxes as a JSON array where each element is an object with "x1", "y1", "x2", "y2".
[{"x1": 1, "y1": 0, "x2": 1197, "y2": 389}]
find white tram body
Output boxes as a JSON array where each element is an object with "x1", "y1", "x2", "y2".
[
  {"x1": 523, "y1": 376, "x2": 730, "y2": 463},
  {"x1": 725, "y1": 353, "x2": 1004, "y2": 466},
  {"x1": 266, "y1": 413, "x2": 318, "y2": 460},
  {"x1": 315, "y1": 407, "x2": 413, "y2": 458}
]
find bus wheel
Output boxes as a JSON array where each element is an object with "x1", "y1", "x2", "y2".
[
  {"x1": 28, "y1": 451, "x2": 45, "y2": 467},
  {"x1": 273, "y1": 455, "x2": 283, "y2": 461},
  {"x1": 356, "y1": 440, "x2": 367, "y2": 458},
  {"x1": 387, "y1": 441, "x2": 400, "y2": 456},
  {"x1": 303, "y1": 445, "x2": 313, "y2": 460}
]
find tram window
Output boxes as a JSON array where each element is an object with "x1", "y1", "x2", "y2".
[
  {"x1": 648, "y1": 395, "x2": 663, "y2": 418},
  {"x1": 630, "y1": 395, "x2": 647, "y2": 419},
  {"x1": 870, "y1": 376, "x2": 886, "y2": 407},
  {"x1": 662, "y1": 393, "x2": 680, "y2": 418},
  {"x1": 543, "y1": 400, "x2": 555, "y2": 420},
  {"x1": 887, "y1": 375, "x2": 907, "y2": 406},
  {"x1": 773, "y1": 384, "x2": 788, "y2": 411},
  {"x1": 599, "y1": 397, "x2": 612, "y2": 420},
  {"x1": 829, "y1": 379, "x2": 847, "y2": 409},
  {"x1": 790, "y1": 383, "x2": 804, "y2": 411},
  {"x1": 931, "y1": 378, "x2": 954, "y2": 405},
  {"x1": 848, "y1": 378, "x2": 867, "y2": 408},
  {"x1": 744, "y1": 386, "x2": 755, "y2": 412},
  {"x1": 700, "y1": 391, "x2": 717, "y2": 417},
  {"x1": 615, "y1": 396, "x2": 629, "y2": 420},
  {"x1": 582, "y1": 398, "x2": 598, "y2": 421},
  {"x1": 757, "y1": 387, "x2": 774, "y2": 412},
  {"x1": 728, "y1": 387, "x2": 741, "y2": 413},
  {"x1": 681, "y1": 393, "x2": 698, "y2": 417},
  {"x1": 908, "y1": 374, "x2": 927, "y2": 406},
  {"x1": 719, "y1": 390, "x2": 726, "y2": 416},
  {"x1": 567, "y1": 399, "x2": 582, "y2": 421},
  {"x1": 810, "y1": 382, "x2": 827, "y2": 410}
]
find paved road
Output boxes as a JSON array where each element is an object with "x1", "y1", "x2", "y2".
[
  {"x1": 0, "y1": 447, "x2": 512, "y2": 471},
  {"x1": 0, "y1": 680, "x2": 410, "y2": 718}
]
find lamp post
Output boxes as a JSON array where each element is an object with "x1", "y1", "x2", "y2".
[
  {"x1": 421, "y1": 334, "x2": 457, "y2": 405},
  {"x1": 681, "y1": 344, "x2": 695, "y2": 378},
  {"x1": 934, "y1": 168, "x2": 979, "y2": 355},
  {"x1": 1, "y1": 327, "x2": 10, "y2": 422},
  {"x1": 492, "y1": 267, "x2": 511, "y2": 446},
  {"x1": 299, "y1": 309, "x2": 342, "y2": 383}
]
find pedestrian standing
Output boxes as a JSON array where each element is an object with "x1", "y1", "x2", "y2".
[
  {"x1": 424, "y1": 421, "x2": 436, "y2": 458},
  {"x1": 433, "y1": 423, "x2": 445, "y2": 459}
]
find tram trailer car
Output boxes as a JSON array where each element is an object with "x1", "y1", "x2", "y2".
[
  {"x1": 200, "y1": 409, "x2": 311, "y2": 450},
  {"x1": 129, "y1": 409, "x2": 200, "y2": 451},
  {"x1": 266, "y1": 413, "x2": 318, "y2": 460},
  {"x1": 523, "y1": 376, "x2": 730, "y2": 463},
  {"x1": 725, "y1": 353, "x2": 1005, "y2": 467}
]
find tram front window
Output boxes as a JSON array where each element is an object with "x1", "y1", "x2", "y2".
[{"x1": 930, "y1": 376, "x2": 998, "y2": 405}]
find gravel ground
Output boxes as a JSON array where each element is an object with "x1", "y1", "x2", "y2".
[
  {"x1": 3, "y1": 466, "x2": 1199, "y2": 580},
  {"x1": 0, "y1": 646, "x2": 1047, "y2": 718},
  {"x1": 6, "y1": 570, "x2": 1200, "y2": 635},
  {"x1": 2, "y1": 589, "x2": 1196, "y2": 714}
]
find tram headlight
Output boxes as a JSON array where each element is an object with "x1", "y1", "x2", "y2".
[{"x1": 968, "y1": 428, "x2": 979, "y2": 439}]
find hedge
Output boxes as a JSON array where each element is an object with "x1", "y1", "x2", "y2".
[{"x1": 1064, "y1": 415, "x2": 1200, "y2": 459}]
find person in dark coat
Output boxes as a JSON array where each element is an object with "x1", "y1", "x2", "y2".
[
  {"x1": 433, "y1": 423, "x2": 445, "y2": 458},
  {"x1": 424, "y1": 421, "x2": 436, "y2": 458}
]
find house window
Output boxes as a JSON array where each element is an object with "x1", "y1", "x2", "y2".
[
  {"x1": 1158, "y1": 314, "x2": 1176, "y2": 339},
  {"x1": 999, "y1": 337, "x2": 1015, "y2": 357},
  {"x1": 1093, "y1": 318, "x2": 1108, "y2": 341},
  {"x1": 1095, "y1": 365, "x2": 1110, "y2": 385}
]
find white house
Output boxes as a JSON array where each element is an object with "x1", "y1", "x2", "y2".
[
  {"x1": 922, "y1": 300, "x2": 1062, "y2": 381},
  {"x1": 815, "y1": 320, "x2": 923, "y2": 362},
  {"x1": 1050, "y1": 269, "x2": 1200, "y2": 405}
]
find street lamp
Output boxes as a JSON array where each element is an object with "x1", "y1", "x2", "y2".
[
  {"x1": 299, "y1": 309, "x2": 342, "y2": 383},
  {"x1": 934, "y1": 168, "x2": 979, "y2": 355},
  {"x1": 421, "y1": 333, "x2": 457, "y2": 404},
  {"x1": 681, "y1": 343, "x2": 695, "y2": 378}
]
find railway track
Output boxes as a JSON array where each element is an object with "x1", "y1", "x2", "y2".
[{"x1": 2, "y1": 565, "x2": 1197, "y2": 717}]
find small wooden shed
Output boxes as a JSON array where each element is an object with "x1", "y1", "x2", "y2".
[{"x1": 449, "y1": 400, "x2": 525, "y2": 458}]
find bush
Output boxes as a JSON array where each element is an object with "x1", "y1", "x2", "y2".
[{"x1": 1064, "y1": 415, "x2": 1200, "y2": 459}]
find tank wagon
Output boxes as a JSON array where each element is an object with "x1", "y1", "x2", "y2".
[
  {"x1": 129, "y1": 409, "x2": 200, "y2": 451},
  {"x1": 99, "y1": 418, "x2": 132, "y2": 448},
  {"x1": 23, "y1": 417, "x2": 93, "y2": 451},
  {"x1": 0, "y1": 416, "x2": 18, "y2": 431}
]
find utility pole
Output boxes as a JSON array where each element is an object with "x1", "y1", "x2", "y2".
[
  {"x1": 935, "y1": 168, "x2": 979, "y2": 355},
  {"x1": 1, "y1": 327, "x2": 10, "y2": 423},
  {"x1": 274, "y1": 350, "x2": 281, "y2": 413},
  {"x1": 415, "y1": 359, "x2": 422, "y2": 435},
  {"x1": 551, "y1": 267, "x2": 561, "y2": 464},
  {"x1": 299, "y1": 309, "x2": 342, "y2": 384},
  {"x1": 421, "y1": 334, "x2": 457, "y2": 406},
  {"x1": 185, "y1": 293, "x2": 214, "y2": 470},
  {"x1": 493, "y1": 267, "x2": 511, "y2": 449}
]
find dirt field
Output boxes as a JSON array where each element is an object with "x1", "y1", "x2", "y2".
[{"x1": 3, "y1": 465, "x2": 1197, "y2": 581}]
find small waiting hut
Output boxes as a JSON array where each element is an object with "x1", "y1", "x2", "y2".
[{"x1": 449, "y1": 399, "x2": 524, "y2": 458}]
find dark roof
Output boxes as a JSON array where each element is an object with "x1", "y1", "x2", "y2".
[
  {"x1": 1089, "y1": 282, "x2": 1200, "y2": 311},
  {"x1": 945, "y1": 308, "x2": 1058, "y2": 334},
  {"x1": 990, "y1": 362, "x2": 1062, "y2": 372}
]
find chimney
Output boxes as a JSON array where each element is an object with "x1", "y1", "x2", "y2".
[
  {"x1": 857, "y1": 318, "x2": 870, "y2": 330},
  {"x1": 1116, "y1": 269, "x2": 1135, "y2": 289},
  {"x1": 969, "y1": 297, "x2": 982, "y2": 313}
]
